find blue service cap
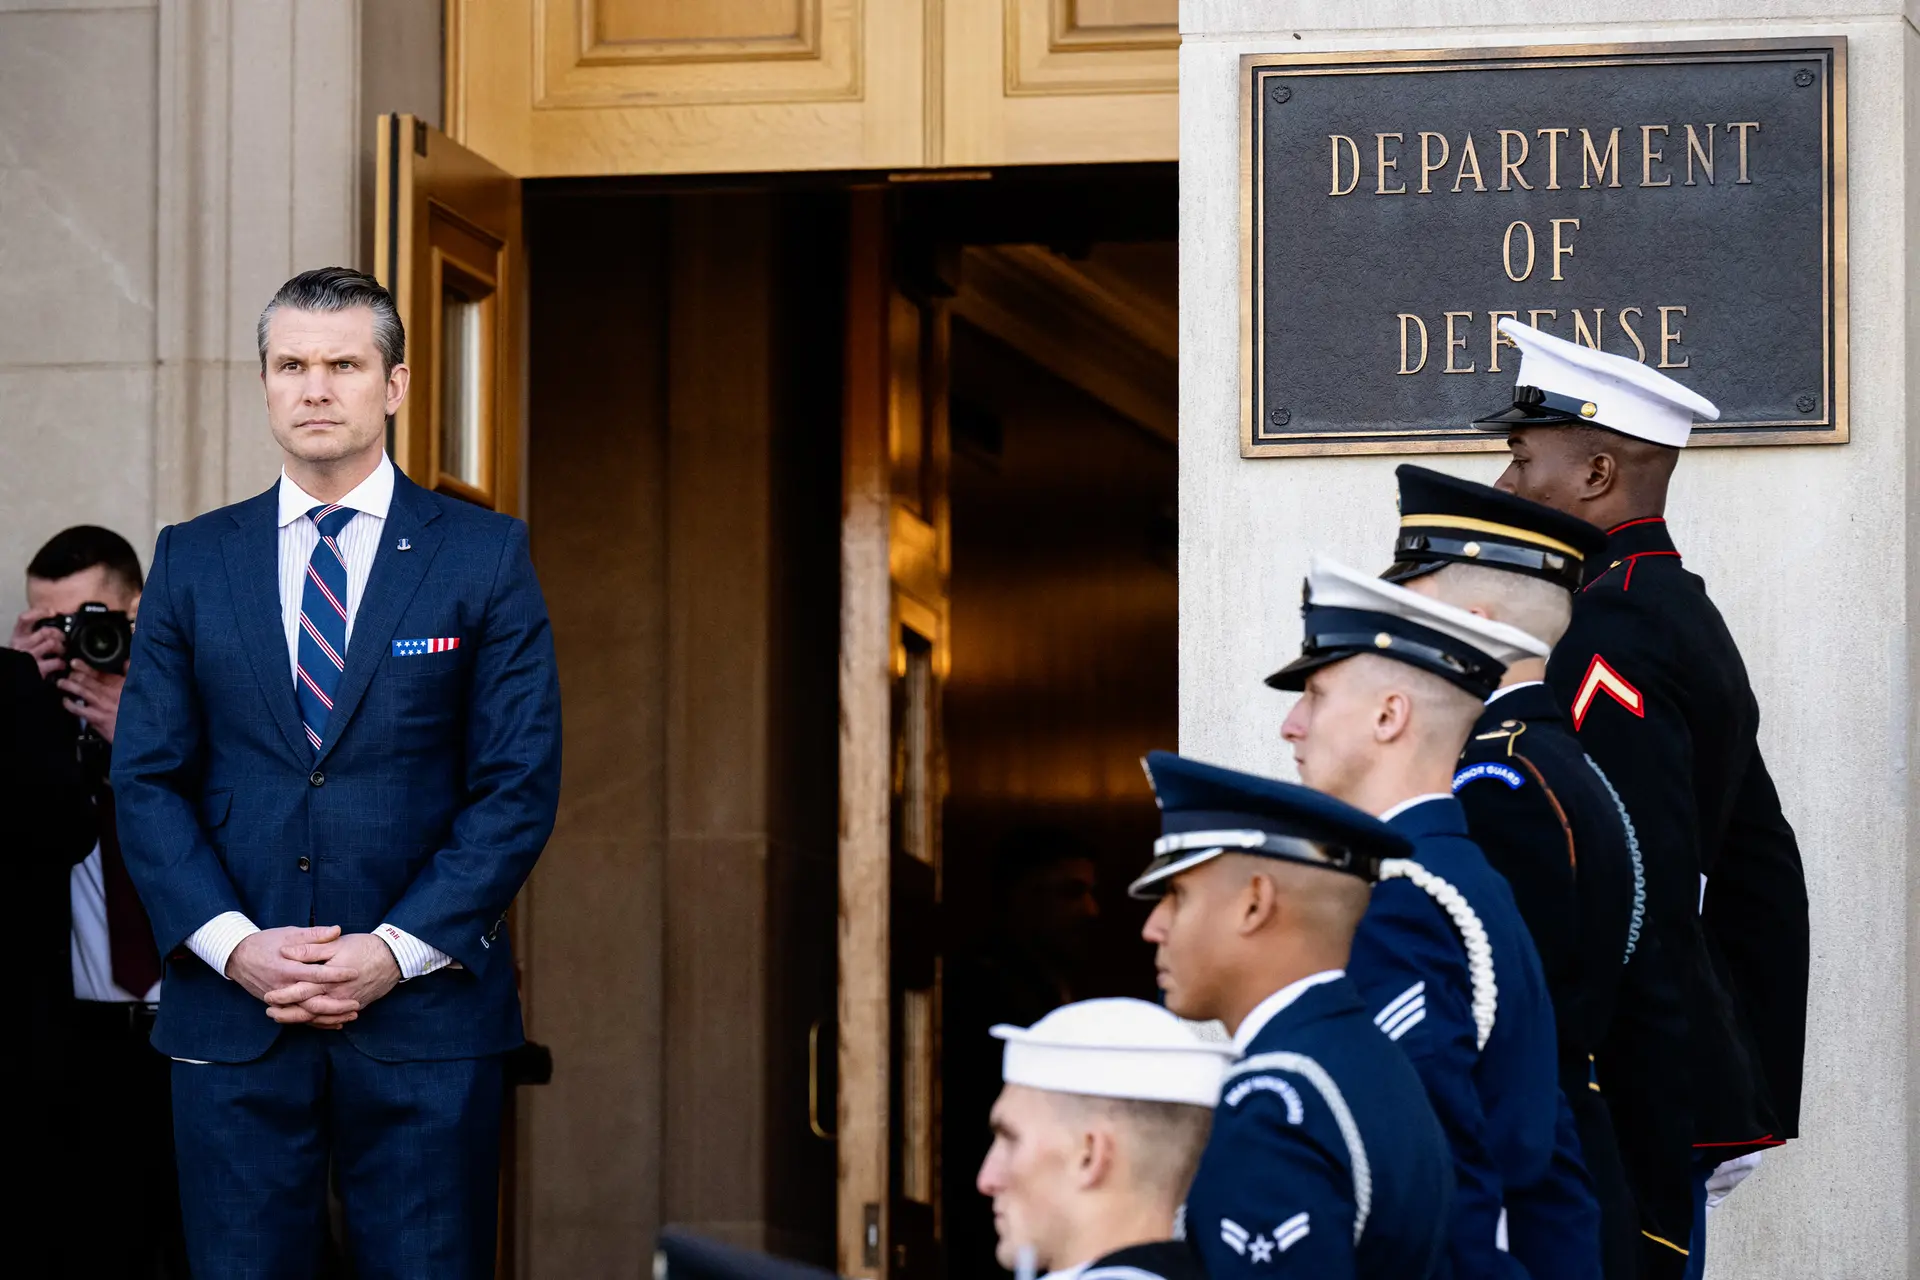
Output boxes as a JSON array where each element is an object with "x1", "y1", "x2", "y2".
[{"x1": 1129, "y1": 750, "x2": 1411, "y2": 898}]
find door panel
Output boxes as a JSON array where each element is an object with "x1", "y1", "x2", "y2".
[
  {"x1": 375, "y1": 113, "x2": 525, "y2": 517},
  {"x1": 840, "y1": 188, "x2": 953, "y2": 1280},
  {"x1": 448, "y1": 0, "x2": 926, "y2": 177},
  {"x1": 375, "y1": 111, "x2": 527, "y2": 1276},
  {"x1": 942, "y1": 0, "x2": 1178, "y2": 165}
]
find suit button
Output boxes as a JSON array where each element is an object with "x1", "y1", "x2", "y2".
[
  {"x1": 309, "y1": 771, "x2": 325, "y2": 787},
  {"x1": 297, "y1": 857, "x2": 311, "y2": 872}
]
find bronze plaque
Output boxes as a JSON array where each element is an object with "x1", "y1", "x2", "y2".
[{"x1": 1240, "y1": 39, "x2": 1847, "y2": 457}]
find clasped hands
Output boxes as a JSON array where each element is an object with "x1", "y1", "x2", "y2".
[{"x1": 226, "y1": 925, "x2": 401, "y2": 1028}]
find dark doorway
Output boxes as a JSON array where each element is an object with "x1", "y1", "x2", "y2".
[{"x1": 939, "y1": 308, "x2": 1178, "y2": 1278}]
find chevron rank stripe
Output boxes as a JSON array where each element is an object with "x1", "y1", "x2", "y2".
[
  {"x1": 1374, "y1": 980, "x2": 1427, "y2": 1041},
  {"x1": 1571, "y1": 652, "x2": 1644, "y2": 730},
  {"x1": 1276, "y1": 1212, "x2": 1311, "y2": 1252}
]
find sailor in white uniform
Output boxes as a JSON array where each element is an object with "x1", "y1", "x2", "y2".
[{"x1": 977, "y1": 997, "x2": 1233, "y2": 1280}]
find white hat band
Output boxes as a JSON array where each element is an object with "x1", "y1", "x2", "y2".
[{"x1": 999, "y1": 1039, "x2": 1225, "y2": 1108}]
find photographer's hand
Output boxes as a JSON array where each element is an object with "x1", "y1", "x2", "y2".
[
  {"x1": 10, "y1": 608, "x2": 66, "y2": 680},
  {"x1": 59, "y1": 662, "x2": 123, "y2": 743}
]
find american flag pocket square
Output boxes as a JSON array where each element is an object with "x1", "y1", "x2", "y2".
[{"x1": 394, "y1": 637, "x2": 462, "y2": 656}]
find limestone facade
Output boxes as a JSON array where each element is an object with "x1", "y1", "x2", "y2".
[{"x1": 1180, "y1": 4, "x2": 1918, "y2": 1276}]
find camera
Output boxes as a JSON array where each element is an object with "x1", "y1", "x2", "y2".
[{"x1": 36, "y1": 601, "x2": 133, "y2": 676}]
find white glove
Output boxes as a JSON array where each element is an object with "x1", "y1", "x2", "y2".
[{"x1": 1703, "y1": 1152, "x2": 1764, "y2": 1212}]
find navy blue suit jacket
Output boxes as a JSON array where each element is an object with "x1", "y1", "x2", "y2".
[
  {"x1": 113, "y1": 470, "x2": 561, "y2": 1063},
  {"x1": 1347, "y1": 797, "x2": 1582, "y2": 1278},
  {"x1": 1186, "y1": 976, "x2": 1452, "y2": 1280}
]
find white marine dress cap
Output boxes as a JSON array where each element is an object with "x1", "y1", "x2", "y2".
[
  {"x1": 1473, "y1": 318, "x2": 1719, "y2": 448},
  {"x1": 992, "y1": 997, "x2": 1234, "y2": 1108}
]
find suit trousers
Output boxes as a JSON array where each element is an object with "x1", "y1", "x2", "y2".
[{"x1": 171, "y1": 1028, "x2": 503, "y2": 1280}]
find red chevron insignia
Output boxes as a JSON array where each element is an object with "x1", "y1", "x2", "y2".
[{"x1": 1571, "y1": 654, "x2": 1643, "y2": 730}]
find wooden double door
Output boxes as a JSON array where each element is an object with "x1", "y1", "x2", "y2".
[{"x1": 378, "y1": 111, "x2": 962, "y2": 1279}]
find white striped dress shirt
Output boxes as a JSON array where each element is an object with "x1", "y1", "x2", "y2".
[{"x1": 183, "y1": 455, "x2": 452, "y2": 983}]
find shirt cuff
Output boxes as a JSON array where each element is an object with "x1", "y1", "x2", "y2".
[
  {"x1": 374, "y1": 922, "x2": 454, "y2": 981},
  {"x1": 186, "y1": 911, "x2": 261, "y2": 978}
]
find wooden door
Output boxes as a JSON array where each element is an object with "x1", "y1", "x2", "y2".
[
  {"x1": 374, "y1": 113, "x2": 528, "y2": 1277},
  {"x1": 375, "y1": 112, "x2": 525, "y2": 518},
  {"x1": 942, "y1": 0, "x2": 1179, "y2": 165},
  {"x1": 839, "y1": 189, "x2": 953, "y2": 1280},
  {"x1": 447, "y1": 0, "x2": 927, "y2": 177},
  {"x1": 445, "y1": 0, "x2": 1178, "y2": 175}
]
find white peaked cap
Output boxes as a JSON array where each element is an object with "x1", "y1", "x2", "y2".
[
  {"x1": 1308, "y1": 556, "x2": 1549, "y2": 665},
  {"x1": 1495, "y1": 318, "x2": 1719, "y2": 448},
  {"x1": 992, "y1": 998, "x2": 1234, "y2": 1108}
]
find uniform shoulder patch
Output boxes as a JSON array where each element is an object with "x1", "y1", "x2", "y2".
[
  {"x1": 1223, "y1": 1072, "x2": 1307, "y2": 1123},
  {"x1": 1453, "y1": 762, "x2": 1525, "y2": 791},
  {"x1": 1570, "y1": 652, "x2": 1645, "y2": 730}
]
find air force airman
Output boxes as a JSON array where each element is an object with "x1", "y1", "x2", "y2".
[
  {"x1": 1385, "y1": 463, "x2": 1645, "y2": 1280},
  {"x1": 1270, "y1": 558, "x2": 1598, "y2": 1280},
  {"x1": 1131, "y1": 751, "x2": 1452, "y2": 1280},
  {"x1": 1478, "y1": 318, "x2": 1810, "y2": 1280}
]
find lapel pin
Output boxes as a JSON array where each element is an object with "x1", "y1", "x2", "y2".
[{"x1": 396, "y1": 538, "x2": 412, "y2": 552}]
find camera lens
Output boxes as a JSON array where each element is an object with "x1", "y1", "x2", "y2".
[{"x1": 76, "y1": 620, "x2": 128, "y2": 669}]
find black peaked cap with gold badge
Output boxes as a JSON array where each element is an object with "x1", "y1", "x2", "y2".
[{"x1": 1383, "y1": 465, "x2": 1607, "y2": 593}]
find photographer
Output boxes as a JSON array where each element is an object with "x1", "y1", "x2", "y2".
[{"x1": 12, "y1": 525, "x2": 187, "y2": 1277}]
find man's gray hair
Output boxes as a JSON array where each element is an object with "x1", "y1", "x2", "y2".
[{"x1": 257, "y1": 267, "x2": 406, "y2": 374}]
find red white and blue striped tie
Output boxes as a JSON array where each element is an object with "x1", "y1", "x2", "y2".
[{"x1": 296, "y1": 504, "x2": 355, "y2": 754}]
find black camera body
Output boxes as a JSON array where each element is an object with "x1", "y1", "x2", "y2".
[{"x1": 37, "y1": 601, "x2": 133, "y2": 676}]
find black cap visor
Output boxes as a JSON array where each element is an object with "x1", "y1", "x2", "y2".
[
  {"x1": 1386, "y1": 530, "x2": 1582, "y2": 591},
  {"x1": 1266, "y1": 607, "x2": 1506, "y2": 699},
  {"x1": 1471, "y1": 401, "x2": 1580, "y2": 431},
  {"x1": 1380, "y1": 558, "x2": 1446, "y2": 586},
  {"x1": 1473, "y1": 385, "x2": 1601, "y2": 433}
]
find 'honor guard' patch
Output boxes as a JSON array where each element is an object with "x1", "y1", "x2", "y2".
[
  {"x1": 1223, "y1": 1073, "x2": 1306, "y2": 1123},
  {"x1": 1453, "y1": 762, "x2": 1525, "y2": 791}
]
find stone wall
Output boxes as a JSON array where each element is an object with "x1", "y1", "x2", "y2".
[
  {"x1": 0, "y1": 0, "x2": 437, "y2": 593},
  {"x1": 1178, "y1": 4, "x2": 1918, "y2": 1275}
]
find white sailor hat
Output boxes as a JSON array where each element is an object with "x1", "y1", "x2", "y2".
[
  {"x1": 991, "y1": 998, "x2": 1233, "y2": 1108},
  {"x1": 1266, "y1": 556, "x2": 1548, "y2": 699},
  {"x1": 1473, "y1": 318, "x2": 1719, "y2": 448}
]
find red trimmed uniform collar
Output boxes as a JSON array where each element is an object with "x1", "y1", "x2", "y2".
[
  {"x1": 1603, "y1": 515, "x2": 1679, "y2": 560},
  {"x1": 1582, "y1": 516, "x2": 1680, "y2": 589}
]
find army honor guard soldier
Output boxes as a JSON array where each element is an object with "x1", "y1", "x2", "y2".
[
  {"x1": 976, "y1": 997, "x2": 1233, "y2": 1280},
  {"x1": 1477, "y1": 319, "x2": 1810, "y2": 1280},
  {"x1": 1384, "y1": 463, "x2": 1646, "y2": 1280},
  {"x1": 1131, "y1": 750, "x2": 1453, "y2": 1280},
  {"x1": 1271, "y1": 559, "x2": 1600, "y2": 1280}
]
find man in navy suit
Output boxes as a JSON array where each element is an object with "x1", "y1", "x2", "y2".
[
  {"x1": 1132, "y1": 750, "x2": 1453, "y2": 1280},
  {"x1": 113, "y1": 267, "x2": 561, "y2": 1277}
]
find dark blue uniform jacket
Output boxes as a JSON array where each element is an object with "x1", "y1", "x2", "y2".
[
  {"x1": 1347, "y1": 796, "x2": 1587, "y2": 1279},
  {"x1": 1185, "y1": 974, "x2": 1452, "y2": 1280}
]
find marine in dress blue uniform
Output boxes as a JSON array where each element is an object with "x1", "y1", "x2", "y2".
[
  {"x1": 1131, "y1": 751, "x2": 1453, "y2": 1280},
  {"x1": 1269, "y1": 559, "x2": 1591, "y2": 1280},
  {"x1": 1383, "y1": 464, "x2": 1643, "y2": 1280}
]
